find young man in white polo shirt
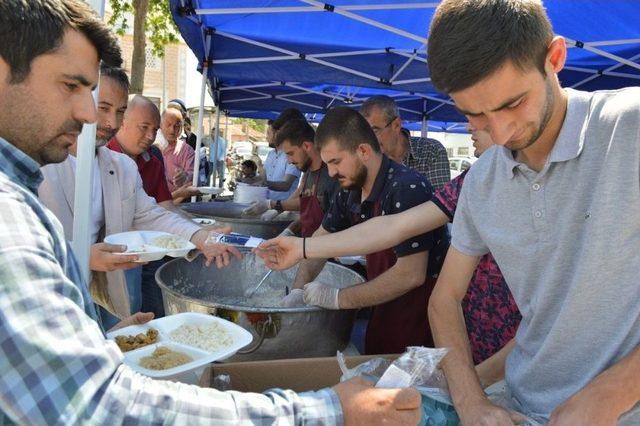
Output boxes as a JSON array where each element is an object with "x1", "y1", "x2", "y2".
[{"x1": 426, "y1": 0, "x2": 640, "y2": 425}]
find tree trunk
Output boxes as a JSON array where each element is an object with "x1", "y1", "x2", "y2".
[{"x1": 130, "y1": 0, "x2": 150, "y2": 94}]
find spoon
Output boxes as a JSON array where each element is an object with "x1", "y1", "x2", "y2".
[{"x1": 245, "y1": 269, "x2": 274, "y2": 297}]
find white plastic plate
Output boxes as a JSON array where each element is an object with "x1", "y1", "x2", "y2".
[
  {"x1": 197, "y1": 186, "x2": 225, "y2": 195},
  {"x1": 107, "y1": 312, "x2": 253, "y2": 379},
  {"x1": 105, "y1": 231, "x2": 196, "y2": 260},
  {"x1": 192, "y1": 217, "x2": 216, "y2": 226}
]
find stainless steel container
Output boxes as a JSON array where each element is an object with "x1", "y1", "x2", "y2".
[
  {"x1": 181, "y1": 201, "x2": 298, "y2": 239},
  {"x1": 156, "y1": 255, "x2": 364, "y2": 361}
]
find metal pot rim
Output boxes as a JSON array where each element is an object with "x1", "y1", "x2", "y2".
[{"x1": 155, "y1": 264, "x2": 327, "y2": 313}]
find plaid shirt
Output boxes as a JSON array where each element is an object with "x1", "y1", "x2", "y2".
[
  {"x1": 405, "y1": 137, "x2": 450, "y2": 190},
  {"x1": 0, "y1": 137, "x2": 342, "y2": 425}
]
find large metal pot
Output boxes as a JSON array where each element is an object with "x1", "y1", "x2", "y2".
[
  {"x1": 156, "y1": 255, "x2": 364, "y2": 361},
  {"x1": 181, "y1": 201, "x2": 297, "y2": 239}
]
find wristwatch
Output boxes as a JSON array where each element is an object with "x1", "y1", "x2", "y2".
[{"x1": 274, "y1": 200, "x2": 284, "y2": 213}]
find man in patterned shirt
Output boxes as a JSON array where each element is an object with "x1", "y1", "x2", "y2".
[
  {"x1": 360, "y1": 95, "x2": 450, "y2": 189},
  {"x1": 0, "y1": 1, "x2": 421, "y2": 424},
  {"x1": 261, "y1": 107, "x2": 450, "y2": 355}
]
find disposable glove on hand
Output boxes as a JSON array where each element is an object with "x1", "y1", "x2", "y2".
[
  {"x1": 303, "y1": 281, "x2": 340, "y2": 309},
  {"x1": 242, "y1": 200, "x2": 271, "y2": 216},
  {"x1": 260, "y1": 209, "x2": 280, "y2": 221},
  {"x1": 280, "y1": 288, "x2": 305, "y2": 307}
]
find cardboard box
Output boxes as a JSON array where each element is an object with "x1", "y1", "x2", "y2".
[{"x1": 202, "y1": 354, "x2": 398, "y2": 393}]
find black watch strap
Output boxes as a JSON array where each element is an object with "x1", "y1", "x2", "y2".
[{"x1": 274, "y1": 200, "x2": 284, "y2": 213}]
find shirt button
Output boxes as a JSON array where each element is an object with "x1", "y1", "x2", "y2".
[
  {"x1": 534, "y1": 210, "x2": 543, "y2": 218},
  {"x1": 532, "y1": 183, "x2": 541, "y2": 191}
]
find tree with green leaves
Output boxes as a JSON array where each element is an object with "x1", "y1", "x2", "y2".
[{"x1": 108, "y1": 0, "x2": 179, "y2": 94}]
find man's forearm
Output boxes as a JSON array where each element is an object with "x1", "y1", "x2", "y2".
[
  {"x1": 339, "y1": 252, "x2": 427, "y2": 309},
  {"x1": 475, "y1": 338, "x2": 514, "y2": 388},
  {"x1": 266, "y1": 178, "x2": 295, "y2": 192},
  {"x1": 306, "y1": 202, "x2": 447, "y2": 258},
  {"x1": 292, "y1": 258, "x2": 328, "y2": 289},
  {"x1": 272, "y1": 197, "x2": 300, "y2": 212},
  {"x1": 581, "y1": 345, "x2": 640, "y2": 416},
  {"x1": 429, "y1": 290, "x2": 486, "y2": 411}
]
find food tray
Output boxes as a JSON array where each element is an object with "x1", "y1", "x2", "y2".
[
  {"x1": 192, "y1": 217, "x2": 216, "y2": 226},
  {"x1": 197, "y1": 186, "x2": 225, "y2": 195},
  {"x1": 105, "y1": 231, "x2": 197, "y2": 262},
  {"x1": 107, "y1": 312, "x2": 253, "y2": 379}
]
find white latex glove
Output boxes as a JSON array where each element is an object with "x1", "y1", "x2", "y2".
[
  {"x1": 303, "y1": 281, "x2": 340, "y2": 309},
  {"x1": 278, "y1": 227, "x2": 296, "y2": 237},
  {"x1": 280, "y1": 288, "x2": 305, "y2": 307},
  {"x1": 260, "y1": 209, "x2": 280, "y2": 221},
  {"x1": 242, "y1": 200, "x2": 271, "y2": 216}
]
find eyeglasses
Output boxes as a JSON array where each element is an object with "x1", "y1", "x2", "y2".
[{"x1": 371, "y1": 116, "x2": 397, "y2": 135}]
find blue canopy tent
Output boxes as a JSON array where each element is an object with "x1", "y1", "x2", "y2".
[{"x1": 170, "y1": 0, "x2": 640, "y2": 180}]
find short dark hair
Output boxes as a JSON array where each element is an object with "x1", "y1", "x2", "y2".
[
  {"x1": 428, "y1": 0, "x2": 553, "y2": 94},
  {"x1": 272, "y1": 108, "x2": 306, "y2": 131},
  {"x1": 274, "y1": 119, "x2": 315, "y2": 148},
  {"x1": 100, "y1": 64, "x2": 130, "y2": 92},
  {"x1": 315, "y1": 107, "x2": 380, "y2": 153},
  {"x1": 0, "y1": 0, "x2": 122, "y2": 84},
  {"x1": 241, "y1": 159, "x2": 257, "y2": 171}
]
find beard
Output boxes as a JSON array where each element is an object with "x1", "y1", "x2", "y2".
[
  {"x1": 297, "y1": 156, "x2": 312, "y2": 172},
  {"x1": 95, "y1": 125, "x2": 116, "y2": 148},
  {"x1": 337, "y1": 160, "x2": 368, "y2": 190},
  {"x1": 39, "y1": 119, "x2": 84, "y2": 165},
  {"x1": 506, "y1": 77, "x2": 556, "y2": 152}
]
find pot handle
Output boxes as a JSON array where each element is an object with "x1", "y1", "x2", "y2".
[{"x1": 237, "y1": 315, "x2": 274, "y2": 355}]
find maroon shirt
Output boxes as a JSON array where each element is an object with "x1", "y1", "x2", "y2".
[
  {"x1": 106, "y1": 137, "x2": 172, "y2": 203},
  {"x1": 432, "y1": 170, "x2": 521, "y2": 363}
]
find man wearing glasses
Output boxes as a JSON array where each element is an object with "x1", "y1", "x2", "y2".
[{"x1": 360, "y1": 95, "x2": 451, "y2": 189}]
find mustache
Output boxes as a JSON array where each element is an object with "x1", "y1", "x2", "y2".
[{"x1": 57, "y1": 120, "x2": 84, "y2": 136}]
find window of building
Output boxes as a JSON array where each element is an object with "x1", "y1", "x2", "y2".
[
  {"x1": 145, "y1": 48, "x2": 161, "y2": 71},
  {"x1": 457, "y1": 147, "x2": 469, "y2": 156}
]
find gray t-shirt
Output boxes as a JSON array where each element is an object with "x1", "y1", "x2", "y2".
[
  {"x1": 452, "y1": 87, "x2": 640, "y2": 419},
  {"x1": 300, "y1": 163, "x2": 339, "y2": 213}
]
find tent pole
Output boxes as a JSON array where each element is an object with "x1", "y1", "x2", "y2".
[
  {"x1": 191, "y1": 32, "x2": 212, "y2": 201},
  {"x1": 300, "y1": 0, "x2": 428, "y2": 44},
  {"x1": 209, "y1": 103, "x2": 222, "y2": 187},
  {"x1": 71, "y1": 0, "x2": 104, "y2": 283},
  {"x1": 196, "y1": 4, "x2": 438, "y2": 15},
  {"x1": 216, "y1": 30, "x2": 382, "y2": 83},
  {"x1": 421, "y1": 101, "x2": 428, "y2": 138}
]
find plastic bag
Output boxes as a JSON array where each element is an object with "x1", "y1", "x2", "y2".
[
  {"x1": 376, "y1": 346, "x2": 448, "y2": 390},
  {"x1": 337, "y1": 351, "x2": 390, "y2": 382},
  {"x1": 211, "y1": 373, "x2": 231, "y2": 391}
]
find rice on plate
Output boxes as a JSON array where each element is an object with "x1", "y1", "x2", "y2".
[{"x1": 170, "y1": 322, "x2": 234, "y2": 352}]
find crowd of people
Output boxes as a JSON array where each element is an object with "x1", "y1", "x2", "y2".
[{"x1": 0, "y1": 0, "x2": 639, "y2": 424}]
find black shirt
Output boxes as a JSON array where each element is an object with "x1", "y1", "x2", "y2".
[{"x1": 322, "y1": 155, "x2": 449, "y2": 277}]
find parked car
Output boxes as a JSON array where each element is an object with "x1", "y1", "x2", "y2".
[
  {"x1": 233, "y1": 141, "x2": 254, "y2": 159},
  {"x1": 449, "y1": 156, "x2": 476, "y2": 179},
  {"x1": 255, "y1": 142, "x2": 274, "y2": 164}
]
